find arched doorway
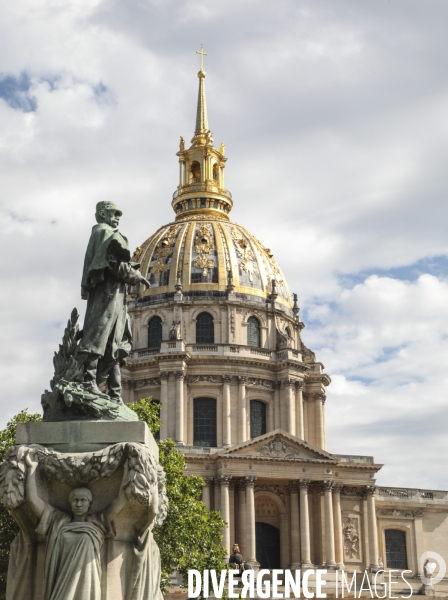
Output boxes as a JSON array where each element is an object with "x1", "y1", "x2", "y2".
[{"x1": 256, "y1": 522, "x2": 280, "y2": 569}]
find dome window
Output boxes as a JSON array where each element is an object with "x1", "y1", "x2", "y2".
[
  {"x1": 213, "y1": 163, "x2": 219, "y2": 182},
  {"x1": 190, "y1": 161, "x2": 201, "y2": 183},
  {"x1": 247, "y1": 316, "x2": 261, "y2": 348},
  {"x1": 148, "y1": 316, "x2": 162, "y2": 349},
  {"x1": 196, "y1": 312, "x2": 214, "y2": 344},
  {"x1": 194, "y1": 398, "x2": 217, "y2": 447},
  {"x1": 250, "y1": 400, "x2": 266, "y2": 439}
]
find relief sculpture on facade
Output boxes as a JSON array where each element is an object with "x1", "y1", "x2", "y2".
[
  {"x1": 259, "y1": 437, "x2": 301, "y2": 459},
  {"x1": 342, "y1": 517, "x2": 360, "y2": 559}
]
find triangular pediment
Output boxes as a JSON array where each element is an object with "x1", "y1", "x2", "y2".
[{"x1": 218, "y1": 430, "x2": 337, "y2": 462}]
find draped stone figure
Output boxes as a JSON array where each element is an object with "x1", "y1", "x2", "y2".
[{"x1": 1, "y1": 441, "x2": 167, "y2": 600}]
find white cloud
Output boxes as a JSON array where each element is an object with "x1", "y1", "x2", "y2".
[{"x1": 0, "y1": 0, "x2": 447, "y2": 489}]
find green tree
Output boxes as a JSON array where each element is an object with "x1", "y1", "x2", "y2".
[{"x1": 0, "y1": 400, "x2": 227, "y2": 596}]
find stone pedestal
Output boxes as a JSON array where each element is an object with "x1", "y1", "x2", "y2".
[{"x1": 1, "y1": 421, "x2": 166, "y2": 600}]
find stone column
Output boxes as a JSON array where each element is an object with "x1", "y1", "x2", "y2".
[
  {"x1": 299, "y1": 479, "x2": 312, "y2": 567},
  {"x1": 274, "y1": 382, "x2": 281, "y2": 430},
  {"x1": 202, "y1": 476, "x2": 214, "y2": 510},
  {"x1": 295, "y1": 381, "x2": 304, "y2": 439},
  {"x1": 245, "y1": 476, "x2": 257, "y2": 565},
  {"x1": 229, "y1": 480, "x2": 236, "y2": 548},
  {"x1": 219, "y1": 476, "x2": 232, "y2": 558},
  {"x1": 333, "y1": 484, "x2": 345, "y2": 569},
  {"x1": 322, "y1": 481, "x2": 337, "y2": 568},
  {"x1": 214, "y1": 477, "x2": 220, "y2": 512},
  {"x1": 175, "y1": 371, "x2": 185, "y2": 445},
  {"x1": 315, "y1": 392, "x2": 326, "y2": 449},
  {"x1": 303, "y1": 393, "x2": 309, "y2": 442},
  {"x1": 414, "y1": 510, "x2": 424, "y2": 576},
  {"x1": 283, "y1": 379, "x2": 295, "y2": 435},
  {"x1": 365, "y1": 486, "x2": 379, "y2": 570},
  {"x1": 362, "y1": 492, "x2": 370, "y2": 568},
  {"x1": 237, "y1": 376, "x2": 247, "y2": 443},
  {"x1": 222, "y1": 375, "x2": 232, "y2": 447},
  {"x1": 237, "y1": 481, "x2": 247, "y2": 559},
  {"x1": 159, "y1": 372, "x2": 169, "y2": 439},
  {"x1": 289, "y1": 482, "x2": 301, "y2": 568}
]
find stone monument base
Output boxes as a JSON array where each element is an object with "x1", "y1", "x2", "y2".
[{"x1": 2, "y1": 421, "x2": 166, "y2": 600}]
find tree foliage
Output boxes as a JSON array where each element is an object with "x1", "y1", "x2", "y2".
[{"x1": 0, "y1": 400, "x2": 226, "y2": 596}]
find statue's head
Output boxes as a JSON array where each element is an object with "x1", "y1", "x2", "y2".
[
  {"x1": 232, "y1": 544, "x2": 240, "y2": 554},
  {"x1": 69, "y1": 487, "x2": 93, "y2": 518},
  {"x1": 95, "y1": 201, "x2": 122, "y2": 228}
]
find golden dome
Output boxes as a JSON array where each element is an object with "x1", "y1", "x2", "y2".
[
  {"x1": 133, "y1": 215, "x2": 292, "y2": 309},
  {"x1": 132, "y1": 50, "x2": 292, "y2": 311}
]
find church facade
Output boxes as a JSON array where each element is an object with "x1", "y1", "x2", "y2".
[{"x1": 122, "y1": 58, "x2": 448, "y2": 592}]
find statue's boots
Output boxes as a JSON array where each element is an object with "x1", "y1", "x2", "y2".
[{"x1": 107, "y1": 362, "x2": 123, "y2": 404}]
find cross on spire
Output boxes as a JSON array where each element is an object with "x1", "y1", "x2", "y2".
[{"x1": 196, "y1": 45, "x2": 207, "y2": 71}]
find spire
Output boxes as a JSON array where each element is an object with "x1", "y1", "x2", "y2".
[
  {"x1": 195, "y1": 46, "x2": 209, "y2": 135},
  {"x1": 172, "y1": 49, "x2": 232, "y2": 221}
]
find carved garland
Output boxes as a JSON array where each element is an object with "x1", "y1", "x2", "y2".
[{"x1": 0, "y1": 443, "x2": 168, "y2": 524}]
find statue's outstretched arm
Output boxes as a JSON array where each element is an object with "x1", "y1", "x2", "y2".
[
  {"x1": 104, "y1": 461, "x2": 129, "y2": 521},
  {"x1": 25, "y1": 452, "x2": 45, "y2": 519}
]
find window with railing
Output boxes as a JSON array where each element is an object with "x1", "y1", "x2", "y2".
[
  {"x1": 250, "y1": 400, "x2": 267, "y2": 439},
  {"x1": 194, "y1": 398, "x2": 217, "y2": 447},
  {"x1": 247, "y1": 316, "x2": 261, "y2": 347},
  {"x1": 196, "y1": 312, "x2": 214, "y2": 344},
  {"x1": 148, "y1": 316, "x2": 162, "y2": 349},
  {"x1": 385, "y1": 530, "x2": 407, "y2": 569}
]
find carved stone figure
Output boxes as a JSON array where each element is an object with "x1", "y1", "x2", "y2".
[
  {"x1": 259, "y1": 437, "x2": 301, "y2": 459},
  {"x1": 41, "y1": 202, "x2": 151, "y2": 422},
  {"x1": 0, "y1": 442, "x2": 167, "y2": 600},
  {"x1": 179, "y1": 136, "x2": 185, "y2": 151},
  {"x1": 169, "y1": 320, "x2": 182, "y2": 340},
  {"x1": 342, "y1": 517, "x2": 360, "y2": 559}
]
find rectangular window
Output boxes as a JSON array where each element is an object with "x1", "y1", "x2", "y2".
[{"x1": 194, "y1": 398, "x2": 217, "y2": 447}]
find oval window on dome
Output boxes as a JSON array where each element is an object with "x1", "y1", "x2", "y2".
[
  {"x1": 148, "y1": 316, "x2": 162, "y2": 349},
  {"x1": 196, "y1": 312, "x2": 214, "y2": 344},
  {"x1": 247, "y1": 316, "x2": 260, "y2": 348}
]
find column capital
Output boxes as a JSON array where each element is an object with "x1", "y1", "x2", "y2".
[
  {"x1": 315, "y1": 391, "x2": 326, "y2": 404},
  {"x1": 218, "y1": 475, "x2": 232, "y2": 486},
  {"x1": 175, "y1": 370, "x2": 186, "y2": 380},
  {"x1": 319, "y1": 480, "x2": 334, "y2": 493},
  {"x1": 160, "y1": 371, "x2": 170, "y2": 381},
  {"x1": 229, "y1": 480, "x2": 237, "y2": 491},
  {"x1": 204, "y1": 476, "x2": 215, "y2": 486},
  {"x1": 222, "y1": 374, "x2": 232, "y2": 383},
  {"x1": 273, "y1": 381, "x2": 281, "y2": 390},
  {"x1": 289, "y1": 481, "x2": 300, "y2": 494},
  {"x1": 244, "y1": 475, "x2": 257, "y2": 487},
  {"x1": 295, "y1": 380, "x2": 305, "y2": 390},
  {"x1": 237, "y1": 376, "x2": 247, "y2": 384},
  {"x1": 298, "y1": 479, "x2": 311, "y2": 490},
  {"x1": 236, "y1": 479, "x2": 247, "y2": 492},
  {"x1": 364, "y1": 485, "x2": 377, "y2": 497},
  {"x1": 283, "y1": 378, "x2": 294, "y2": 387},
  {"x1": 333, "y1": 483, "x2": 344, "y2": 494}
]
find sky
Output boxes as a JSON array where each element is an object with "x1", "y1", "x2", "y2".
[{"x1": 1, "y1": 0, "x2": 448, "y2": 490}]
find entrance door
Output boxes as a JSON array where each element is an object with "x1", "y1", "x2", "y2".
[{"x1": 256, "y1": 522, "x2": 281, "y2": 569}]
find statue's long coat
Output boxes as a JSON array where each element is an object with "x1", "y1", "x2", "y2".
[{"x1": 79, "y1": 223, "x2": 141, "y2": 361}]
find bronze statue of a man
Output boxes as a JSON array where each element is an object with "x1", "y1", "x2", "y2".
[{"x1": 77, "y1": 201, "x2": 150, "y2": 402}]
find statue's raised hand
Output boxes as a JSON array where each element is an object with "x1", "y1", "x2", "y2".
[{"x1": 139, "y1": 275, "x2": 151, "y2": 289}]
